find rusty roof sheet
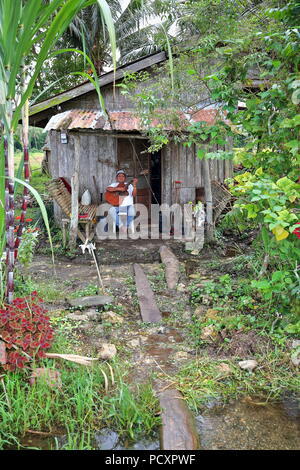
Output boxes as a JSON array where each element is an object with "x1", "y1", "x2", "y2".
[{"x1": 44, "y1": 108, "x2": 223, "y2": 133}]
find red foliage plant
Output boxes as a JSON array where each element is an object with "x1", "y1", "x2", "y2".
[{"x1": 0, "y1": 292, "x2": 54, "y2": 371}]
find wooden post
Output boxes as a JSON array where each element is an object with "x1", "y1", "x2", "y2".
[
  {"x1": 69, "y1": 133, "x2": 80, "y2": 249},
  {"x1": 203, "y1": 159, "x2": 214, "y2": 242}
]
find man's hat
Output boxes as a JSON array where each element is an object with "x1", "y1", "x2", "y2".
[{"x1": 116, "y1": 169, "x2": 126, "y2": 176}]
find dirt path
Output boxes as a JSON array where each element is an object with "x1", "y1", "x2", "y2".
[
  {"x1": 26, "y1": 241, "x2": 204, "y2": 383},
  {"x1": 18, "y1": 238, "x2": 300, "y2": 450}
]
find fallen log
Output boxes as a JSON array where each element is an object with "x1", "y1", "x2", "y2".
[
  {"x1": 158, "y1": 386, "x2": 200, "y2": 450},
  {"x1": 67, "y1": 295, "x2": 113, "y2": 308},
  {"x1": 159, "y1": 246, "x2": 180, "y2": 290},
  {"x1": 134, "y1": 264, "x2": 161, "y2": 323}
]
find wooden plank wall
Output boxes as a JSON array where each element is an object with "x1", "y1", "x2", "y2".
[
  {"x1": 48, "y1": 130, "x2": 233, "y2": 219},
  {"x1": 62, "y1": 84, "x2": 137, "y2": 112},
  {"x1": 161, "y1": 142, "x2": 233, "y2": 205},
  {"x1": 48, "y1": 130, "x2": 117, "y2": 204}
]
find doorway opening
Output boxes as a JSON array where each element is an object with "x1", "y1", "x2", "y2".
[{"x1": 150, "y1": 151, "x2": 161, "y2": 205}]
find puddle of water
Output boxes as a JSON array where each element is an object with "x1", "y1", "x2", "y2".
[
  {"x1": 143, "y1": 330, "x2": 184, "y2": 361},
  {"x1": 9, "y1": 396, "x2": 299, "y2": 450},
  {"x1": 18, "y1": 429, "x2": 160, "y2": 450},
  {"x1": 196, "y1": 397, "x2": 300, "y2": 450},
  {"x1": 144, "y1": 345, "x2": 174, "y2": 361},
  {"x1": 7, "y1": 431, "x2": 65, "y2": 450},
  {"x1": 94, "y1": 428, "x2": 159, "y2": 450}
]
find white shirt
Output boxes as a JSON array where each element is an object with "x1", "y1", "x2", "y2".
[{"x1": 108, "y1": 182, "x2": 134, "y2": 207}]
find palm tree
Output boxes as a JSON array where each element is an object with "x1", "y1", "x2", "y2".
[
  {"x1": 0, "y1": 0, "x2": 116, "y2": 302},
  {"x1": 64, "y1": 0, "x2": 169, "y2": 74},
  {"x1": 164, "y1": 0, "x2": 272, "y2": 44}
]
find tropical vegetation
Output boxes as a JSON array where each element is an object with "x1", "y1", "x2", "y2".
[{"x1": 0, "y1": 0, "x2": 299, "y2": 451}]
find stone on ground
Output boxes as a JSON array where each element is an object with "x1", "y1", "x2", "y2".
[
  {"x1": 238, "y1": 360, "x2": 258, "y2": 371},
  {"x1": 97, "y1": 343, "x2": 117, "y2": 360},
  {"x1": 102, "y1": 311, "x2": 124, "y2": 324},
  {"x1": 66, "y1": 312, "x2": 89, "y2": 321}
]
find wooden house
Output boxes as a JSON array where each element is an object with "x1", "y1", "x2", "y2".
[{"x1": 29, "y1": 51, "x2": 233, "y2": 234}]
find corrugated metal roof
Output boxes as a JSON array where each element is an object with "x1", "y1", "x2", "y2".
[{"x1": 44, "y1": 108, "x2": 223, "y2": 132}]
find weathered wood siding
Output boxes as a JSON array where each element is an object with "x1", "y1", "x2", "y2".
[
  {"x1": 48, "y1": 130, "x2": 117, "y2": 203},
  {"x1": 161, "y1": 143, "x2": 233, "y2": 205},
  {"x1": 48, "y1": 130, "x2": 233, "y2": 223},
  {"x1": 61, "y1": 85, "x2": 134, "y2": 112}
]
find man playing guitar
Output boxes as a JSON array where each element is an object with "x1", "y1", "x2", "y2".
[{"x1": 105, "y1": 170, "x2": 138, "y2": 233}]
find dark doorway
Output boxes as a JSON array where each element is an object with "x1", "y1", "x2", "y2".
[{"x1": 150, "y1": 151, "x2": 161, "y2": 204}]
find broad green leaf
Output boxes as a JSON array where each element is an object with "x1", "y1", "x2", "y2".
[
  {"x1": 293, "y1": 115, "x2": 300, "y2": 126},
  {"x1": 276, "y1": 177, "x2": 296, "y2": 191},
  {"x1": 286, "y1": 140, "x2": 299, "y2": 154},
  {"x1": 271, "y1": 271, "x2": 285, "y2": 282},
  {"x1": 251, "y1": 280, "x2": 270, "y2": 290},
  {"x1": 280, "y1": 118, "x2": 294, "y2": 128},
  {"x1": 197, "y1": 149, "x2": 205, "y2": 159},
  {"x1": 272, "y1": 225, "x2": 289, "y2": 241}
]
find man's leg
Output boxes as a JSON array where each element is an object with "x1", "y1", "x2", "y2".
[
  {"x1": 108, "y1": 206, "x2": 120, "y2": 228},
  {"x1": 118, "y1": 207, "x2": 128, "y2": 233},
  {"x1": 126, "y1": 205, "x2": 135, "y2": 227}
]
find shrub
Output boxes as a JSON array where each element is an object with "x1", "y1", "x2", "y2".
[{"x1": 0, "y1": 292, "x2": 54, "y2": 371}]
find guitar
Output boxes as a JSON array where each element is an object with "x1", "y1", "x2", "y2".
[
  {"x1": 105, "y1": 182, "x2": 130, "y2": 207},
  {"x1": 104, "y1": 170, "x2": 148, "y2": 207}
]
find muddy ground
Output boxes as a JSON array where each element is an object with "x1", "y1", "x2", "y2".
[
  {"x1": 18, "y1": 237, "x2": 300, "y2": 450},
  {"x1": 24, "y1": 237, "x2": 267, "y2": 384}
]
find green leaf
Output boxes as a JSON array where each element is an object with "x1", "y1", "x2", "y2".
[
  {"x1": 197, "y1": 149, "x2": 205, "y2": 159},
  {"x1": 271, "y1": 271, "x2": 284, "y2": 282},
  {"x1": 272, "y1": 60, "x2": 281, "y2": 68},
  {"x1": 286, "y1": 140, "x2": 299, "y2": 155},
  {"x1": 280, "y1": 118, "x2": 294, "y2": 128},
  {"x1": 13, "y1": 177, "x2": 54, "y2": 265},
  {"x1": 293, "y1": 115, "x2": 300, "y2": 126},
  {"x1": 251, "y1": 280, "x2": 270, "y2": 290}
]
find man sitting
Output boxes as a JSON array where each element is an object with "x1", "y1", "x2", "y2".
[{"x1": 105, "y1": 170, "x2": 138, "y2": 233}]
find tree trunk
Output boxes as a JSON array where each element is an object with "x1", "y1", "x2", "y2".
[
  {"x1": 203, "y1": 159, "x2": 214, "y2": 242},
  {"x1": 69, "y1": 133, "x2": 80, "y2": 249}
]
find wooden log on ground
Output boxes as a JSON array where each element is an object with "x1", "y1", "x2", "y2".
[
  {"x1": 158, "y1": 387, "x2": 200, "y2": 450},
  {"x1": 159, "y1": 246, "x2": 180, "y2": 290},
  {"x1": 134, "y1": 264, "x2": 161, "y2": 323},
  {"x1": 68, "y1": 295, "x2": 113, "y2": 308}
]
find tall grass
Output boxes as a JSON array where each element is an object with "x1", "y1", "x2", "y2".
[
  {"x1": 0, "y1": 0, "x2": 117, "y2": 302},
  {"x1": 0, "y1": 362, "x2": 160, "y2": 450}
]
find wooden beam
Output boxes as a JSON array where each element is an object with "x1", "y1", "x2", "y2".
[
  {"x1": 134, "y1": 264, "x2": 161, "y2": 323},
  {"x1": 158, "y1": 386, "x2": 200, "y2": 450},
  {"x1": 159, "y1": 246, "x2": 180, "y2": 290},
  {"x1": 203, "y1": 158, "x2": 214, "y2": 242},
  {"x1": 69, "y1": 133, "x2": 80, "y2": 248}
]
